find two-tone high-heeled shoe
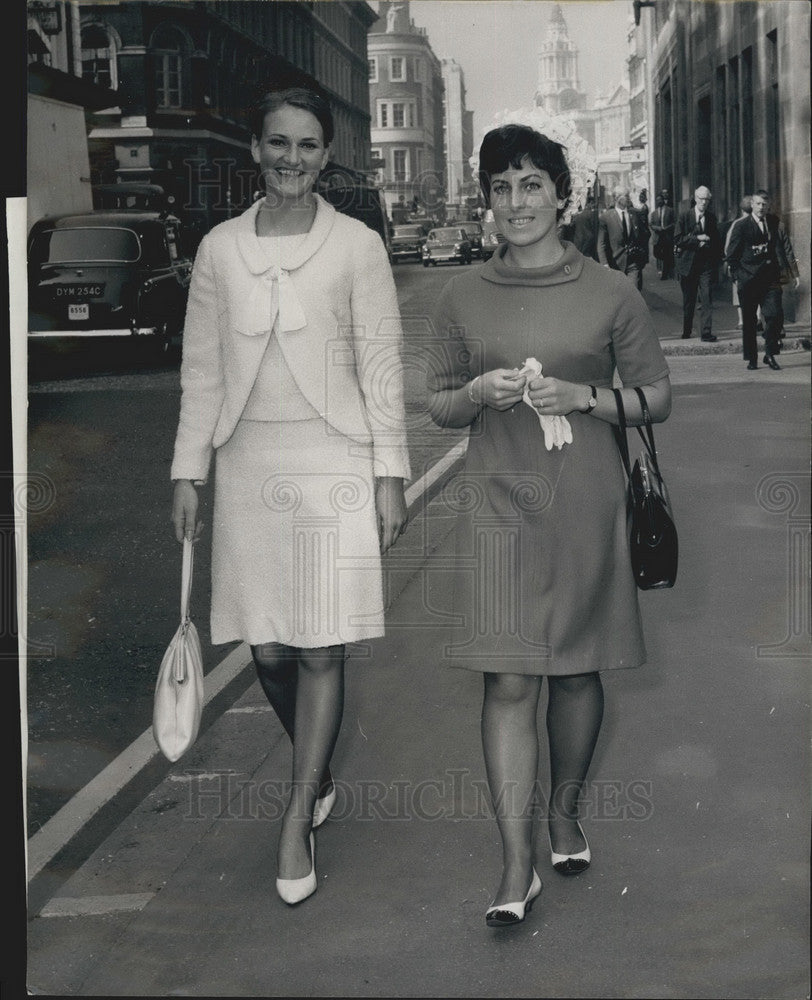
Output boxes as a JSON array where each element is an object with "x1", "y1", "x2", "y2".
[
  {"x1": 549, "y1": 820, "x2": 591, "y2": 876},
  {"x1": 485, "y1": 869, "x2": 543, "y2": 927},
  {"x1": 312, "y1": 782, "x2": 336, "y2": 830},
  {"x1": 276, "y1": 832, "x2": 317, "y2": 905}
]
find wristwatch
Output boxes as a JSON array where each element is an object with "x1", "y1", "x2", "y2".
[{"x1": 584, "y1": 386, "x2": 597, "y2": 413}]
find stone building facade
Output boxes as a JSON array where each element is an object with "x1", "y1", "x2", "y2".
[
  {"x1": 72, "y1": 1, "x2": 377, "y2": 231},
  {"x1": 644, "y1": 0, "x2": 809, "y2": 323},
  {"x1": 534, "y1": 3, "x2": 632, "y2": 203},
  {"x1": 441, "y1": 58, "x2": 474, "y2": 218},
  {"x1": 368, "y1": 0, "x2": 445, "y2": 222}
]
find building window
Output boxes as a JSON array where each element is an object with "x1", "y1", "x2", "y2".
[
  {"x1": 413, "y1": 58, "x2": 422, "y2": 81},
  {"x1": 393, "y1": 148, "x2": 409, "y2": 182},
  {"x1": 391, "y1": 102, "x2": 414, "y2": 128},
  {"x1": 151, "y1": 25, "x2": 186, "y2": 108},
  {"x1": 371, "y1": 147, "x2": 384, "y2": 183},
  {"x1": 390, "y1": 56, "x2": 406, "y2": 82},
  {"x1": 81, "y1": 24, "x2": 117, "y2": 89},
  {"x1": 368, "y1": 56, "x2": 378, "y2": 82},
  {"x1": 379, "y1": 102, "x2": 388, "y2": 128}
]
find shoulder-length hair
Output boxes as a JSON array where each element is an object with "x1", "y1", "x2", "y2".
[
  {"x1": 478, "y1": 124, "x2": 571, "y2": 219},
  {"x1": 249, "y1": 73, "x2": 334, "y2": 146}
]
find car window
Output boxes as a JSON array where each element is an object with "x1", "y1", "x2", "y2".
[
  {"x1": 429, "y1": 228, "x2": 465, "y2": 241},
  {"x1": 30, "y1": 227, "x2": 141, "y2": 264},
  {"x1": 462, "y1": 224, "x2": 483, "y2": 235},
  {"x1": 394, "y1": 226, "x2": 424, "y2": 238}
]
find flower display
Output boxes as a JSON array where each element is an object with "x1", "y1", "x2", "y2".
[{"x1": 470, "y1": 105, "x2": 599, "y2": 225}]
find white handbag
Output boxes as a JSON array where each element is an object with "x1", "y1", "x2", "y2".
[{"x1": 153, "y1": 537, "x2": 204, "y2": 762}]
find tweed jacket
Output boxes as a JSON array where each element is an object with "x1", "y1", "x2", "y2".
[
  {"x1": 171, "y1": 196, "x2": 411, "y2": 484},
  {"x1": 725, "y1": 213, "x2": 800, "y2": 291}
]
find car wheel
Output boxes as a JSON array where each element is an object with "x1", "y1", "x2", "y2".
[{"x1": 423, "y1": 260, "x2": 429, "y2": 268}]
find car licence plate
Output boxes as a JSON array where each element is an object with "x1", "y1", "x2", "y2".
[{"x1": 68, "y1": 304, "x2": 89, "y2": 321}]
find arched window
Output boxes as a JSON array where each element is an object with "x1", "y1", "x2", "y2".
[
  {"x1": 151, "y1": 25, "x2": 188, "y2": 108},
  {"x1": 81, "y1": 23, "x2": 117, "y2": 89}
]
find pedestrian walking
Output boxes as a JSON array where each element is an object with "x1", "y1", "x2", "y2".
[
  {"x1": 597, "y1": 186, "x2": 647, "y2": 290},
  {"x1": 170, "y1": 72, "x2": 410, "y2": 905},
  {"x1": 634, "y1": 188, "x2": 651, "y2": 263},
  {"x1": 673, "y1": 185, "x2": 722, "y2": 341},
  {"x1": 426, "y1": 124, "x2": 672, "y2": 929},
  {"x1": 725, "y1": 188, "x2": 801, "y2": 370},
  {"x1": 567, "y1": 195, "x2": 598, "y2": 259},
  {"x1": 649, "y1": 193, "x2": 675, "y2": 280},
  {"x1": 723, "y1": 196, "x2": 753, "y2": 330}
]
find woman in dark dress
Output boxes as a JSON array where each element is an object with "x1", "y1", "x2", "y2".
[{"x1": 427, "y1": 125, "x2": 671, "y2": 927}]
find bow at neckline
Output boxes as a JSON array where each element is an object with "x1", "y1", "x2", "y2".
[{"x1": 234, "y1": 196, "x2": 336, "y2": 337}]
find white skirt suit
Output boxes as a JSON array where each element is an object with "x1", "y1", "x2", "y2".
[{"x1": 171, "y1": 196, "x2": 411, "y2": 647}]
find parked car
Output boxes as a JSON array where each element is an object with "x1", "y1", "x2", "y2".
[
  {"x1": 459, "y1": 221, "x2": 485, "y2": 258},
  {"x1": 390, "y1": 223, "x2": 427, "y2": 262},
  {"x1": 92, "y1": 182, "x2": 172, "y2": 212},
  {"x1": 317, "y1": 173, "x2": 393, "y2": 262},
  {"x1": 480, "y1": 220, "x2": 507, "y2": 260},
  {"x1": 27, "y1": 209, "x2": 194, "y2": 351},
  {"x1": 421, "y1": 226, "x2": 473, "y2": 267}
]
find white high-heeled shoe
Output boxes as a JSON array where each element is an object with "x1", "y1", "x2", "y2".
[
  {"x1": 312, "y1": 783, "x2": 336, "y2": 830},
  {"x1": 485, "y1": 869, "x2": 542, "y2": 927},
  {"x1": 549, "y1": 820, "x2": 591, "y2": 875},
  {"x1": 276, "y1": 832, "x2": 317, "y2": 905}
]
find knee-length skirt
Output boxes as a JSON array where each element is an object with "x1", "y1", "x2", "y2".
[{"x1": 211, "y1": 417, "x2": 384, "y2": 647}]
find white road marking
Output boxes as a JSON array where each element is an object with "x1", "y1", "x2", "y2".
[
  {"x1": 39, "y1": 893, "x2": 154, "y2": 918},
  {"x1": 26, "y1": 439, "x2": 469, "y2": 883}
]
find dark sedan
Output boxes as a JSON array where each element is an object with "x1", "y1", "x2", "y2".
[
  {"x1": 459, "y1": 221, "x2": 485, "y2": 258},
  {"x1": 421, "y1": 227, "x2": 473, "y2": 267},
  {"x1": 480, "y1": 220, "x2": 506, "y2": 260},
  {"x1": 391, "y1": 224, "x2": 427, "y2": 262},
  {"x1": 27, "y1": 209, "x2": 193, "y2": 351}
]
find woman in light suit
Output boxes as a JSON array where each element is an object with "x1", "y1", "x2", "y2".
[{"x1": 171, "y1": 73, "x2": 410, "y2": 905}]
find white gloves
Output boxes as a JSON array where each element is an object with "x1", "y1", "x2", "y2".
[{"x1": 519, "y1": 357, "x2": 573, "y2": 451}]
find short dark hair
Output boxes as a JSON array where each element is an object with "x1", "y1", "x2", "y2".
[
  {"x1": 249, "y1": 71, "x2": 334, "y2": 146},
  {"x1": 478, "y1": 124, "x2": 571, "y2": 218},
  {"x1": 753, "y1": 188, "x2": 770, "y2": 200}
]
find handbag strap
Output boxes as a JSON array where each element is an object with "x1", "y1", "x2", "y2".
[
  {"x1": 633, "y1": 387, "x2": 665, "y2": 489},
  {"x1": 180, "y1": 536, "x2": 194, "y2": 623},
  {"x1": 613, "y1": 387, "x2": 666, "y2": 491},
  {"x1": 612, "y1": 389, "x2": 632, "y2": 482}
]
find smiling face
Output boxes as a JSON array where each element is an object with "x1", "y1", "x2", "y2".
[
  {"x1": 251, "y1": 103, "x2": 330, "y2": 205},
  {"x1": 489, "y1": 157, "x2": 564, "y2": 258}
]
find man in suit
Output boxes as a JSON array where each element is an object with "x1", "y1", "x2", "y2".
[
  {"x1": 568, "y1": 196, "x2": 598, "y2": 260},
  {"x1": 597, "y1": 186, "x2": 647, "y2": 290},
  {"x1": 725, "y1": 188, "x2": 801, "y2": 370},
  {"x1": 649, "y1": 193, "x2": 676, "y2": 280},
  {"x1": 673, "y1": 185, "x2": 722, "y2": 341}
]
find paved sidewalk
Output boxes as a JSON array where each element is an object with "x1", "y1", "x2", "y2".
[
  {"x1": 25, "y1": 373, "x2": 810, "y2": 999},
  {"x1": 638, "y1": 265, "x2": 810, "y2": 356}
]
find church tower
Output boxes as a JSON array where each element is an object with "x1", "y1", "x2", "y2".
[{"x1": 535, "y1": 4, "x2": 586, "y2": 114}]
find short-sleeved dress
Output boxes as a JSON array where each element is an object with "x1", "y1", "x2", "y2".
[{"x1": 427, "y1": 242, "x2": 670, "y2": 676}]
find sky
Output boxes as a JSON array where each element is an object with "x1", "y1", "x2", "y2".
[{"x1": 388, "y1": 1, "x2": 633, "y2": 136}]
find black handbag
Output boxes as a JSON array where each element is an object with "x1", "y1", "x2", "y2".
[{"x1": 613, "y1": 387, "x2": 678, "y2": 590}]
